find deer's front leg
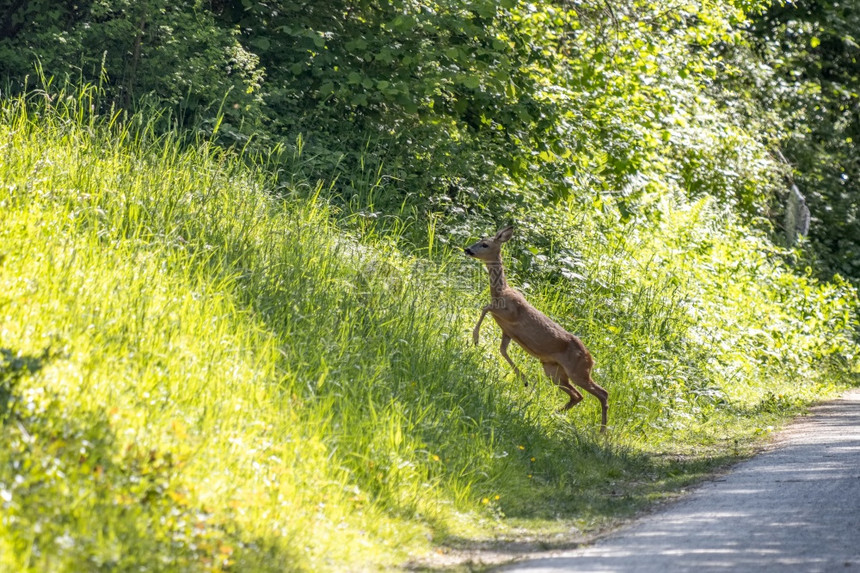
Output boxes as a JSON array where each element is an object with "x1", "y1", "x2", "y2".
[
  {"x1": 473, "y1": 306, "x2": 491, "y2": 345},
  {"x1": 500, "y1": 334, "x2": 528, "y2": 387}
]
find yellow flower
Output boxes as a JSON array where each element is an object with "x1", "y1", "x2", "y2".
[{"x1": 482, "y1": 497, "x2": 489, "y2": 504}]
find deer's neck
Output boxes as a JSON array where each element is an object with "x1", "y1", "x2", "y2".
[{"x1": 485, "y1": 257, "x2": 508, "y2": 300}]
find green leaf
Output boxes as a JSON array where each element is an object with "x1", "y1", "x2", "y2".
[
  {"x1": 251, "y1": 37, "x2": 271, "y2": 51},
  {"x1": 397, "y1": 93, "x2": 418, "y2": 113},
  {"x1": 461, "y1": 76, "x2": 480, "y2": 89},
  {"x1": 345, "y1": 38, "x2": 367, "y2": 51}
]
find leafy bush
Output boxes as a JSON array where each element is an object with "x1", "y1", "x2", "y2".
[
  {"x1": 746, "y1": 0, "x2": 860, "y2": 280},
  {"x1": 1, "y1": 0, "x2": 786, "y2": 224},
  {"x1": 0, "y1": 0, "x2": 265, "y2": 137}
]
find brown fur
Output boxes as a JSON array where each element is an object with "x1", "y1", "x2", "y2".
[{"x1": 465, "y1": 226, "x2": 608, "y2": 430}]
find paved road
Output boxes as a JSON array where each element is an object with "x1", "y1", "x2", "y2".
[{"x1": 499, "y1": 389, "x2": 860, "y2": 573}]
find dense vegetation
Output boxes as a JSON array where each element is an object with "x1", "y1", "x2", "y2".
[
  {"x1": 748, "y1": 1, "x2": 860, "y2": 278},
  {"x1": 3, "y1": 0, "x2": 857, "y2": 277},
  {"x1": 1, "y1": 0, "x2": 858, "y2": 571}
]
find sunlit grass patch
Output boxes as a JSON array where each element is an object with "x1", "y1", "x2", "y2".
[{"x1": 0, "y1": 90, "x2": 436, "y2": 571}]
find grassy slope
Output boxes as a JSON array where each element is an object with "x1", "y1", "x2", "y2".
[{"x1": 0, "y1": 91, "x2": 857, "y2": 571}]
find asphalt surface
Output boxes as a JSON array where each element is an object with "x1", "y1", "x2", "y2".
[{"x1": 499, "y1": 388, "x2": 860, "y2": 573}]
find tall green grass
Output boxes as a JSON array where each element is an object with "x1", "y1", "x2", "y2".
[{"x1": 0, "y1": 86, "x2": 857, "y2": 571}]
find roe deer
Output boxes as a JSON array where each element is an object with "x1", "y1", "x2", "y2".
[{"x1": 465, "y1": 226, "x2": 608, "y2": 430}]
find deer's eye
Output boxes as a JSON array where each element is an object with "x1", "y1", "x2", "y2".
[{"x1": 481, "y1": 242, "x2": 488, "y2": 248}]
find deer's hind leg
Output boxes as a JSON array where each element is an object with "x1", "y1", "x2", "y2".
[
  {"x1": 542, "y1": 362, "x2": 583, "y2": 412},
  {"x1": 558, "y1": 353, "x2": 608, "y2": 430}
]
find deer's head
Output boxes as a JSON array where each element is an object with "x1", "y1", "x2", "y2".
[{"x1": 464, "y1": 226, "x2": 513, "y2": 262}]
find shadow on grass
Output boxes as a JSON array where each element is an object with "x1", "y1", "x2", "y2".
[
  {"x1": 405, "y1": 451, "x2": 751, "y2": 572},
  {"x1": 0, "y1": 347, "x2": 53, "y2": 420}
]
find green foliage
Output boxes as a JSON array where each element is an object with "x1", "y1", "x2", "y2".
[
  {"x1": 0, "y1": 0, "x2": 264, "y2": 139},
  {"x1": 746, "y1": 0, "x2": 860, "y2": 280},
  {"x1": 1, "y1": 0, "x2": 785, "y2": 224},
  {"x1": 227, "y1": 0, "x2": 782, "y2": 222}
]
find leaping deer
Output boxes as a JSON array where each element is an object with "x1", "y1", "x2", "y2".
[{"x1": 465, "y1": 225, "x2": 608, "y2": 431}]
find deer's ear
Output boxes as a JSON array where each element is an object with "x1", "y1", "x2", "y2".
[{"x1": 495, "y1": 226, "x2": 514, "y2": 243}]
